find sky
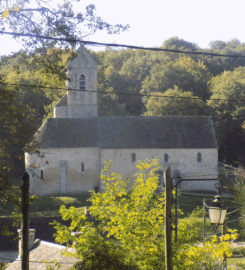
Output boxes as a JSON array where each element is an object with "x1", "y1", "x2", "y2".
[{"x1": 1, "y1": 0, "x2": 245, "y2": 55}]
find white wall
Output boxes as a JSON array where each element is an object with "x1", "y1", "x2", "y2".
[
  {"x1": 100, "y1": 148, "x2": 219, "y2": 192},
  {"x1": 66, "y1": 45, "x2": 98, "y2": 118},
  {"x1": 25, "y1": 147, "x2": 218, "y2": 196},
  {"x1": 54, "y1": 106, "x2": 68, "y2": 118},
  {"x1": 25, "y1": 148, "x2": 101, "y2": 196}
]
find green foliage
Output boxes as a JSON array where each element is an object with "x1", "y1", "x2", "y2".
[
  {"x1": 0, "y1": 1, "x2": 129, "y2": 52},
  {"x1": 180, "y1": 230, "x2": 238, "y2": 270},
  {"x1": 163, "y1": 37, "x2": 198, "y2": 51},
  {"x1": 0, "y1": 81, "x2": 39, "y2": 205},
  {"x1": 143, "y1": 86, "x2": 210, "y2": 117},
  {"x1": 234, "y1": 259, "x2": 245, "y2": 269},
  {"x1": 208, "y1": 67, "x2": 245, "y2": 126},
  {"x1": 52, "y1": 159, "x2": 237, "y2": 270},
  {"x1": 0, "y1": 261, "x2": 6, "y2": 270},
  {"x1": 72, "y1": 228, "x2": 136, "y2": 270},
  {"x1": 0, "y1": 48, "x2": 75, "y2": 123},
  {"x1": 141, "y1": 56, "x2": 211, "y2": 101},
  {"x1": 208, "y1": 67, "x2": 245, "y2": 164},
  {"x1": 44, "y1": 260, "x2": 61, "y2": 270},
  {"x1": 230, "y1": 168, "x2": 245, "y2": 238}
]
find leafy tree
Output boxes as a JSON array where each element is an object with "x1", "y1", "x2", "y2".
[
  {"x1": 227, "y1": 38, "x2": 241, "y2": 49},
  {"x1": 98, "y1": 87, "x2": 127, "y2": 117},
  {"x1": 52, "y1": 159, "x2": 236, "y2": 270},
  {"x1": 0, "y1": 48, "x2": 76, "y2": 121},
  {"x1": 208, "y1": 67, "x2": 245, "y2": 165},
  {"x1": 202, "y1": 39, "x2": 245, "y2": 77},
  {"x1": 0, "y1": 81, "x2": 40, "y2": 208},
  {"x1": 0, "y1": 0, "x2": 129, "y2": 52},
  {"x1": 143, "y1": 86, "x2": 210, "y2": 117},
  {"x1": 0, "y1": 0, "x2": 130, "y2": 118},
  {"x1": 163, "y1": 37, "x2": 198, "y2": 51},
  {"x1": 94, "y1": 49, "x2": 132, "y2": 116},
  {"x1": 119, "y1": 50, "x2": 161, "y2": 115},
  {"x1": 209, "y1": 40, "x2": 227, "y2": 50},
  {"x1": 141, "y1": 56, "x2": 211, "y2": 101},
  {"x1": 228, "y1": 168, "x2": 245, "y2": 247}
]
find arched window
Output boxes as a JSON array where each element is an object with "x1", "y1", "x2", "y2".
[
  {"x1": 197, "y1": 152, "x2": 202, "y2": 162},
  {"x1": 132, "y1": 153, "x2": 136, "y2": 162},
  {"x1": 164, "y1": 154, "x2": 168, "y2": 162},
  {"x1": 80, "y1": 75, "x2": 85, "y2": 90},
  {"x1": 40, "y1": 170, "x2": 43, "y2": 179}
]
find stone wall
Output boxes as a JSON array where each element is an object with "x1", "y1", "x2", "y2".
[
  {"x1": 54, "y1": 105, "x2": 68, "y2": 118},
  {"x1": 66, "y1": 45, "x2": 98, "y2": 118},
  {"x1": 100, "y1": 148, "x2": 218, "y2": 192},
  {"x1": 25, "y1": 148, "x2": 101, "y2": 196},
  {"x1": 25, "y1": 147, "x2": 218, "y2": 196}
]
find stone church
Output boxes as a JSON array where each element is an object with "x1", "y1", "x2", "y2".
[{"x1": 25, "y1": 45, "x2": 219, "y2": 196}]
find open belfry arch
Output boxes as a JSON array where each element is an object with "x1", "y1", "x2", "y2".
[{"x1": 25, "y1": 45, "x2": 219, "y2": 196}]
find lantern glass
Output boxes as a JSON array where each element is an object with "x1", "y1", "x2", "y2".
[{"x1": 208, "y1": 207, "x2": 227, "y2": 225}]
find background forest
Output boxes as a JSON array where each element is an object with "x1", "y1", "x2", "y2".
[{"x1": 1, "y1": 37, "x2": 245, "y2": 171}]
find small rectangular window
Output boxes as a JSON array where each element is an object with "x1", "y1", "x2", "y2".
[
  {"x1": 81, "y1": 163, "x2": 85, "y2": 173},
  {"x1": 164, "y1": 154, "x2": 168, "y2": 162},
  {"x1": 132, "y1": 153, "x2": 136, "y2": 162},
  {"x1": 40, "y1": 170, "x2": 43, "y2": 179},
  {"x1": 197, "y1": 153, "x2": 202, "y2": 162}
]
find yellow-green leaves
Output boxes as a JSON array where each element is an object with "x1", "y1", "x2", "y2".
[
  {"x1": 2, "y1": 6, "x2": 20, "y2": 19},
  {"x1": 13, "y1": 6, "x2": 20, "y2": 12},
  {"x1": 52, "y1": 159, "x2": 237, "y2": 269},
  {"x1": 2, "y1": 8, "x2": 9, "y2": 19},
  {"x1": 182, "y1": 231, "x2": 238, "y2": 269}
]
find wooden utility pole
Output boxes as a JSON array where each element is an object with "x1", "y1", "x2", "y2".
[
  {"x1": 203, "y1": 198, "x2": 206, "y2": 244},
  {"x1": 222, "y1": 218, "x2": 227, "y2": 236},
  {"x1": 222, "y1": 218, "x2": 228, "y2": 265},
  {"x1": 21, "y1": 172, "x2": 29, "y2": 270},
  {"x1": 164, "y1": 166, "x2": 173, "y2": 270}
]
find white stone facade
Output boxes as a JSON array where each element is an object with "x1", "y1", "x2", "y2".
[
  {"x1": 54, "y1": 45, "x2": 98, "y2": 118},
  {"x1": 25, "y1": 148, "x2": 218, "y2": 196},
  {"x1": 25, "y1": 148, "x2": 101, "y2": 196}
]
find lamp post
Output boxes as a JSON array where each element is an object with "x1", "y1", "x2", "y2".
[
  {"x1": 172, "y1": 177, "x2": 220, "y2": 242},
  {"x1": 208, "y1": 181, "x2": 227, "y2": 226},
  {"x1": 164, "y1": 167, "x2": 228, "y2": 270}
]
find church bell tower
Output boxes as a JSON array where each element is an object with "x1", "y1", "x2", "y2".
[{"x1": 54, "y1": 45, "x2": 98, "y2": 118}]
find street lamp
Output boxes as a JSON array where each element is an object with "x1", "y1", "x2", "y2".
[
  {"x1": 208, "y1": 182, "x2": 227, "y2": 225},
  {"x1": 172, "y1": 177, "x2": 220, "y2": 242}
]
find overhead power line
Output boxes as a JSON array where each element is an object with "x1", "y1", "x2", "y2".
[
  {"x1": 1, "y1": 30, "x2": 245, "y2": 58},
  {"x1": 1, "y1": 81, "x2": 245, "y2": 102}
]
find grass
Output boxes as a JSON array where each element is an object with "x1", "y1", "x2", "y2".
[
  {"x1": 178, "y1": 193, "x2": 245, "y2": 267},
  {"x1": 227, "y1": 257, "x2": 245, "y2": 268},
  {"x1": 0, "y1": 194, "x2": 91, "y2": 217},
  {"x1": 178, "y1": 192, "x2": 241, "y2": 231},
  {"x1": 0, "y1": 186, "x2": 241, "y2": 221}
]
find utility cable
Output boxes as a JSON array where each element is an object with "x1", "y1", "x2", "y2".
[
  {"x1": 1, "y1": 30, "x2": 245, "y2": 58},
  {"x1": 1, "y1": 81, "x2": 245, "y2": 102}
]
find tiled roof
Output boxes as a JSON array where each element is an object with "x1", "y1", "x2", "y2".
[
  {"x1": 34, "y1": 116, "x2": 217, "y2": 149},
  {"x1": 5, "y1": 240, "x2": 78, "y2": 270},
  {"x1": 54, "y1": 94, "x2": 67, "y2": 107}
]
